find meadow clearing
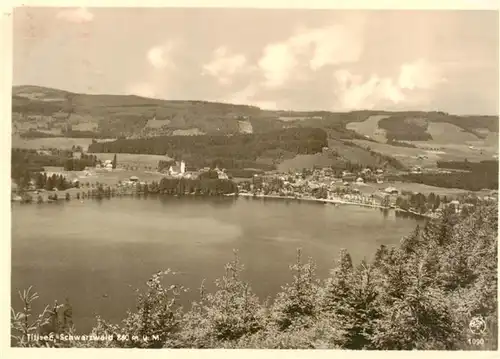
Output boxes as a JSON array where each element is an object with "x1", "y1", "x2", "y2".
[
  {"x1": 43, "y1": 166, "x2": 165, "y2": 186},
  {"x1": 92, "y1": 153, "x2": 173, "y2": 170},
  {"x1": 352, "y1": 139, "x2": 498, "y2": 168},
  {"x1": 349, "y1": 181, "x2": 480, "y2": 197},
  {"x1": 11, "y1": 136, "x2": 95, "y2": 150},
  {"x1": 346, "y1": 115, "x2": 389, "y2": 142}
]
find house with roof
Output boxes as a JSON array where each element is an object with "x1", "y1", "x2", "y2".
[
  {"x1": 342, "y1": 174, "x2": 356, "y2": 182},
  {"x1": 103, "y1": 159, "x2": 113, "y2": 171},
  {"x1": 384, "y1": 187, "x2": 399, "y2": 195},
  {"x1": 411, "y1": 166, "x2": 423, "y2": 174}
]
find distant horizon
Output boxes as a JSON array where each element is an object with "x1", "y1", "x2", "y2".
[
  {"x1": 11, "y1": 83, "x2": 499, "y2": 117},
  {"x1": 13, "y1": 8, "x2": 499, "y2": 116}
]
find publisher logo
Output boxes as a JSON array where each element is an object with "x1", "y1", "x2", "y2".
[{"x1": 469, "y1": 316, "x2": 486, "y2": 335}]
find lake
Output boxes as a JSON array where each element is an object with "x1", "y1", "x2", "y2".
[{"x1": 11, "y1": 196, "x2": 422, "y2": 332}]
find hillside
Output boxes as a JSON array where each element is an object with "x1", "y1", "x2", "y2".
[
  {"x1": 87, "y1": 127, "x2": 329, "y2": 171},
  {"x1": 12, "y1": 85, "x2": 498, "y2": 170},
  {"x1": 13, "y1": 86, "x2": 498, "y2": 141}
]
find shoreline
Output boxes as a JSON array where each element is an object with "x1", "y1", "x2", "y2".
[
  {"x1": 235, "y1": 192, "x2": 435, "y2": 218},
  {"x1": 236, "y1": 192, "x2": 389, "y2": 209},
  {"x1": 12, "y1": 189, "x2": 435, "y2": 219}
]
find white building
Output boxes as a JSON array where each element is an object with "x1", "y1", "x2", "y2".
[
  {"x1": 215, "y1": 167, "x2": 229, "y2": 180},
  {"x1": 384, "y1": 187, "x2": 399, "y2": 195},
  {"x1": 168, "y1": 161, "x2": 186, "y2": 177}
]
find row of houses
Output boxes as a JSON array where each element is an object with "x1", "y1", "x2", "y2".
[{"x1": 160, "y1": 160, "x2": 229, "y2": 180}]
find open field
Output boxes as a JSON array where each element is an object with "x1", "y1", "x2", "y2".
[
  {"x1": 346, "y1": 115, "x2": 389, "y2": 142},
  {"x1": 328, "y1": 139, "x2": 381, "y2": 166},
  {"x1": 11, "y1": 136, "x2": 95, "y2": 150},
  {"x1": 43, "y1": 166, "x2": 165, "y2": 186},
  {"x1": 350, "y1": 181, "x2": 479, "y2": 197},
  {"x1": 411, "y1": 142, "x2": 498, "y2": 162},
  {"x1": 145, "y1": 118, "x2": 171, "y2": 129},
  {"x1": 172, "y1": 128, "x2": 205, "y2": 136},
  {"x1": 466, "y1": 130, "x2": 499, "y2": 148},
  {"x1": 238, "y1": 120, "x2": 253, "y2": 133},
  {"x1": 352, "y1": 140, "x2": 437, "y2": 168},
  {"x1": 425, "y1": 122, "x2": 479, "y2": 144},
  {"x1": 92, "y1": 153, "x2": 173, "y2": 169},
  {"x1": 277, "y1": 137, "x2": 399, "y2": 172},
  {"x1": 277, "y1": 153, "x2": 341, "y2": 172},
  {"x1": 352, "y1": 139, "x2": 498, "y2": 168},
  {"x1": 333, "y1": 181, "x2": 490, "y2": 201}
]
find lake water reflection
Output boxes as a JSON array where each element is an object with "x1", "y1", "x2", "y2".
[{"x1": 11, "y1": 196, "x2": 422, "y2": 331}]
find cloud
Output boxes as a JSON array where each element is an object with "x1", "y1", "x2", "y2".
[
  {"x1": 125, "y1": 41, "x2": 180, "y2": 100},
  {"x1": 333, "y1": 70, "x2": 406, "y2": 111},
  {"x1": 332, "y1": 59, "x2": 445, "y2": 111},
  {"x1": 56, "y1": 8, "x2": 94, "y2": 24},
  {"x1": 202, "y1": 47, "x2": 250, "y2": 85},
  {"x1": 258, "y1": 42, "x2": 299, "y2": 88},
  {"x1": 258, "y1": 23, "x2": 364, "y2": 88},
  {"x1": 147, "y1": 42, "x2": 176, "y2": 70},
  {"x1": 398, "y1": 59, "x2": 445, "y2": 90},
  {"x1": 334, "y1": 70, "x2": 393, "y2": 110}
]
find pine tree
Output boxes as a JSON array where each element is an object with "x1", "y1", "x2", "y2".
[
  {"x1": 35, "y1": 173, "x2": 45, "y2": 189},
  {"x1": 271, "y1": 249, "x2": 319, "y2": 331},
  {"x1": 344, "y1": 262, "x2": 380, "y2": 349},
  {"x1": 433, "y1": 195, "x2": 441, "y2": 210},
  {"x1": 372, "y1": 251, "x2": 461, "y2": 349},
  {"x1": 400, "y1": 225, "x2": 421, "y2": 255},
  {"x1": 45, "y1": 176, "x2": 53, "y2": 191},
  {"x1": 180, "y1": 251, "x2": 265, "y2": 347},
  {"x1": 320, "y1": 249, "x2": 353, "y2": 316}
]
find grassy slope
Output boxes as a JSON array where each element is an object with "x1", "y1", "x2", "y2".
[{"x1": 12, "y1": 86, "x2": 498, "y2": 170}]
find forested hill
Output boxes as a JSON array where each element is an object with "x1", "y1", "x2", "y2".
[
  {"x1": 88, "y1": 127, "x2": 329, "y2": 171},
  {"x1": 12, "y1": 85, "x2": 498, "y2": 141}
]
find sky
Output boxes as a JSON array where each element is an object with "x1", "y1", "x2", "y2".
[{"x1": 12, "y1": 7, "x2": 499, "y2": 115}]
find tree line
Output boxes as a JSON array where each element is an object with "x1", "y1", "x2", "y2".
[
  {"x1": 63, "y1": 154, "x2": 98, "y2": 171},
  {"x1": 23, "y1": 172, "x2": 73, "y2": 192},
  {"x1": 12, "y1": 149, "x2": 70, "y2": 187},
  {"x1": 437, "y1": 159, "x2": 499, "y2": 173},
  {"x1": 395, "y1": 192, "x2": 444, "y2": 214},
  {"x1": 386, "y1": 139, "x2": 417, "y2": 148},
  {"x1": 12, "y1": 149, "x2": 100, "y2": 189},
  {"x1": 157, "y1": 177, "x2": 237, "y2": 196},
  {"x1": 394, "y1": 171, "x2": 498, "y2": 191},
  {"x1": 343, "y1": 140, "x2": 406, "y2": 170},
  {"x1": 87, "y1": 128, "x2": 328, "y2": 170},
  {"x1": 11, "y1": 203, "x2": 498, "y2": 349},
  {"x1": 378, "y1": 116, "x2": 433, "y2": 141}
]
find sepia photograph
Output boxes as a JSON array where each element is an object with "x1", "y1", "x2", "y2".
[{"x1": 7, "y1": 3, "x2": 499, "y2": 352}]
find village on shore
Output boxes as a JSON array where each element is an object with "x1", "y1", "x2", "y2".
[{"x1": 12, "y1": 149, "x2": 498, "y2": 220}]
